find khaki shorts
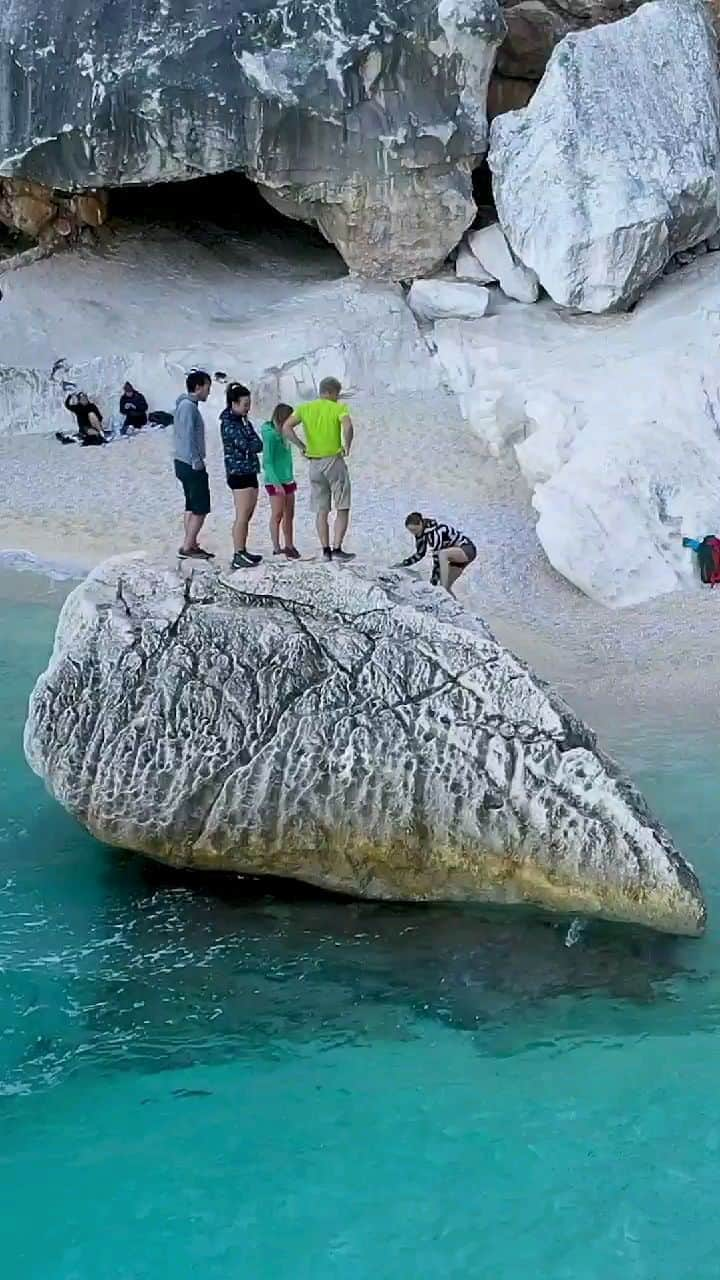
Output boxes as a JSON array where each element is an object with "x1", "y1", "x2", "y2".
[{"x1": 308, "y1": 455, "x2": 351, "y2": 513}]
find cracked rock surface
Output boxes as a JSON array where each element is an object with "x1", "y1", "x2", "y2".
[{"x1": 24, "y1": 556, "x2": 705, "y2": 935}]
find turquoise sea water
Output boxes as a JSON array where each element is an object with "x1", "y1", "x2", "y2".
[{"x1": 2, "y1": 569, "x2": 720, "y2": 1280}]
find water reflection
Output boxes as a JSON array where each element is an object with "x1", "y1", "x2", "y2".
[{"x1": 2, "y1": 850, "x2": 709, "y2": 1098}]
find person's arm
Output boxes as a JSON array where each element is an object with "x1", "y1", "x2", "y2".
[
  {"x1": 262, "y1": 425, "x2": 281, "y2": 484},
  {"x1": 177, "y1": 400, "x2": 204, "y2": 468},
  {"x1": 341, "y1": 413, "x2": 354, "y2": 458},
  {"x1": 282, "y1": 410, "x2": 307, "y2": 454},
  {"x1": 249, "y1": 423, "x2": 263, "y2": 455},
  {"x1": 399, "y1": 533, "x2": 428, "y2": 568},
  {"x1": 138, "y1": 393, "x2": 148, "y2": 413}
]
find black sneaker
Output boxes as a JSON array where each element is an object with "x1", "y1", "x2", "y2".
[
  {"x1": 178, "y1": 546, "x2": 214, "y2": 561},
  {"x1": 332, "y1": 549, "x2": 356, "y2": 563},
  {"x1": 245, "y1": 551, "x2": 262, "y2": 564},
  {"x1": 322, "y1": 547, "x2": 333, "y2": 562},
  {"x1": 231, "y1": 550, "x2": 260, "y2": 570}
]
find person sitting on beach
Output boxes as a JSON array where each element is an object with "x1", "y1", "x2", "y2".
[
  {"x1": 282, "y1": 376, "x2": 355, "y2": 562},
  {"x1": 262, "y1": 403, "x2": 300, "y2": 559},
  {"x1": 119, "y1": 382, "x2": 148, "y2": 432},
  {"x1": 395, "y1": 512, "x2": 477, "y2": 595},
  {"x1": 221, "y1": 382, "x2": 264, "y2": 571},
  {"x1": 64, "y1": 392, "x2": 105, "y2": 445},
  {"x1": 173, "y1": 370, "x2": 214, "y2": 560}
]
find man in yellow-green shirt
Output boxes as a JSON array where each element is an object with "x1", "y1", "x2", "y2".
[{"x1": 283, "y1": 376, "x2": 355, "y2": 561}]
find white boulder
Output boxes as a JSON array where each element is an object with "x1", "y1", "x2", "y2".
[
  {"x1": 455, "y1": 241, "x2": 495, "y2": 284},
  {"x1": 432, "y1": 253, "x2": 720, "y2": 607},
  {"x1": 467, "y1": 222, "x2": 540, "y2": 302},
  {"x1": 489, "y1": 0, "x2": 720, "y2": 312},
  {"x1": 23, "y1": 556, "x2": 705, "y2": 935},
  {"x1": 408, "y1": 278, "x2": 490, "y2": 322}
]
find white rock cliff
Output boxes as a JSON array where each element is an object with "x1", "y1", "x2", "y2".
[
  {"x1": 24, "y1": 557, "x2": 706, "y2": 935},
  {"x1": 431, "y1": 253, "x2": 720, "y2": 607},
  {"x1": 489, "y1": 0, "x2": 720, "y2": 311}
]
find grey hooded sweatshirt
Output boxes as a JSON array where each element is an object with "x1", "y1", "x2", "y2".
[{"x1": 174, "y1": 393, "x2": 206, "y2": 469}]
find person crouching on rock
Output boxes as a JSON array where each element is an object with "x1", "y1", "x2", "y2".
[
  {"x1": 221, "y1": 382, "x2": 264, "y2": 570},
  {"x1": 119, "y1": 381, "x2": 148, "y2": 432},
  {"x1": 64, "y1": 391, "x2": 106, "y2": 445},
  {"x1": 262, "y1": 403, "x2": 300, "y2": 559},
  {"x1": 395, "y1": 512, "x2": 477, "y2": 596}
]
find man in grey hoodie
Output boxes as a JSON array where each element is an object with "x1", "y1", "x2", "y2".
[{"x1": 174, "y1": 370, "x2": 214, "y2": 559}]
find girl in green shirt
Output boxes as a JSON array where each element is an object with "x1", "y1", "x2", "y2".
[{"x1": 262, "y1": 403, "x2": 300, "y2": 558}]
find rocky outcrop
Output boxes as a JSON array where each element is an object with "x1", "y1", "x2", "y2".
[
  {"x1": 488, "y1": 0, "x2": 643, "y2": 117},
  {"x1": 467, "y1": 222, "x2": 540, "y2": 301},
  {"x1": 0, "y1": 180, "x2": 107, "y2": 248},
  {"x1": 455, "y1": 242, "x2": 496, "y2": 283},
  {"x1": 497, "y1": 1, "x2": 573, "y2": 78},
  {"x1": 431, "y1": 249, "x2": 720, "y2": 607},
  {"x1": 24, "y1": 557, "x2": 706, "y2": 935},
  {"x1": 489, "y1": 0, "x2": 720, "y2": 311},
  {"x1": 0, "y1": 0, "x2": 506, "y2": 278},
  {"x1": 408, "y1": 278, "x2": 490, "y2": 320}
]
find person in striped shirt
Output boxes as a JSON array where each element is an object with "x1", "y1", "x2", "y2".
[{"x1": 396, "y1": 512, "x2": 477, "y2": 595}]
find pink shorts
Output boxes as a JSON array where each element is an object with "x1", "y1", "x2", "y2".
[{"x1": 265, "y1": 481, "x2": 297, "y2": 496}]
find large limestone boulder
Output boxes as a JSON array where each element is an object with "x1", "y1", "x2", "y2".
[
  {"x1": 489, "y1": 0, "x2": 720, "y2": 311},
  {"x1": 0, "y1": 0, "x2": 506, "y2": 279},
  {"x1": 24, "y1": 557, "x2": 706, "y2": 935}
]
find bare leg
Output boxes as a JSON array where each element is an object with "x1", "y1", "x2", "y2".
[
  {"x1": 316, "y1": 510, "x2": 330, "y2": 550},
  {"x1": 232, "y1": 487, "x2": 258, "y2": 553},
  {"x1": 438, "y1": 547, "x2": 470, "y2": 595},
  {"x1": 332, "y1": 508, "x2": 350, "y2": 551},
  {"x1": 282, "y1": 491, "x2": 296, "y2": 549},
  {"x1": 445, "y1": 562, "x2": 466, "y2": 596},
  {"x1": 269, "y1": 492, "x2": 285, "y2": 552},
  {"x1": 87, "y1": 411, "x2": 104, "y2": 439},
  {"x1": 183, "y1": 512, "x2": 206, "y2": 553}
]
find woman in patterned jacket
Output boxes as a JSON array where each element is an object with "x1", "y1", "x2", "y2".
[
  {"x1": 220, "y1": 382, "x2": 264, "y2": 570},
  {"x1": 396, "y1": 511, "x2": 477, "y2": 596}
]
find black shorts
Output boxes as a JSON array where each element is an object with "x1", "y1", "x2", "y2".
[
  {"x1": 174, "y1": 460, "x2": 211, "y2": 515},
  {"x1": 460, "y1": 539, "x2": 477, "y2": 564},
  {"x1": 227, "y1": 473, "x2": 259, "y2": 491}
]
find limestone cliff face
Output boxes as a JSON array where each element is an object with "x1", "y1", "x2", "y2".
[
  {"x1": 0, "y1": 0, "x2": 505, "y2": 276},
  {"x1": 24, "y1": 556, "x2": 706, "y2": 936}
]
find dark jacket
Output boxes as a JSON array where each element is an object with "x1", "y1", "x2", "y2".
[
  {"x1": 220, "y1": 408, "x2": 263, "y2": 477},
  {"x1": 65, "y1": 394, "x2": 103, "y2": 437},
  {"x1": 120, "y1": 389, "x2": 148, "y2": 427}
]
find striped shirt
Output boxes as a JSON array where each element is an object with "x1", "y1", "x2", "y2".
[{"x1": 401, "y1": 519, "x2": 471, "y2": 585}]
